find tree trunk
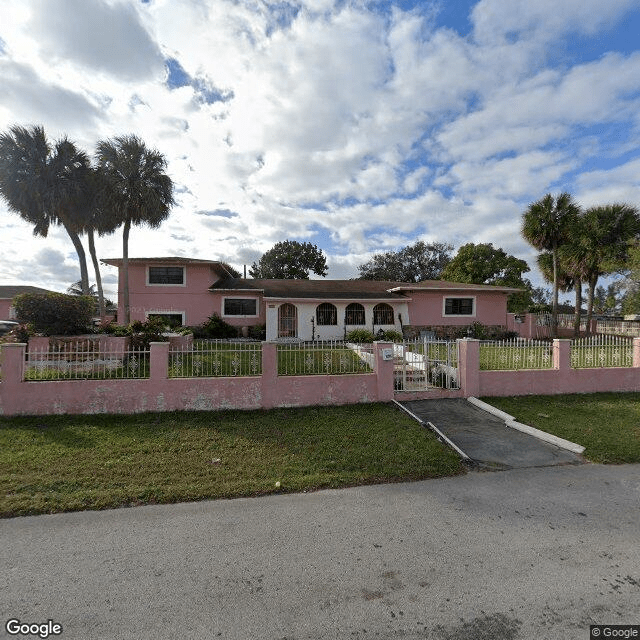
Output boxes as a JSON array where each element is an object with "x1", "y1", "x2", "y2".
[
  {"x1": 62, "y1": 220, "x2": 90, "y2": 295},
  {"x1": 87, "y1": 228, "x2": 105, "y2": 320},
  {"x1": 122, "y1": 218, "x2": 131, "y2": 325},
  {"x1": 573, "y1": 278, "x2": 582, "y2": 337},
  {"x1": 585, "y1": 275, "x2": 598, "y2": 337},
  {"x1": 551, "y1": 246, "x2": 559, "y2": 338}
]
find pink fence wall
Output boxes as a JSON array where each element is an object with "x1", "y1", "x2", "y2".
[
  {"x1": 0, "y1": 342, "x2": 394, "y2": 416},
  {"x1": 3, "y1": 338, "x2": 640, "y2": 416}
]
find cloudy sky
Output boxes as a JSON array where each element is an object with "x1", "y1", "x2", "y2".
[{"x1": 1, "y1": 0, "x2": 639, "y2": 300}]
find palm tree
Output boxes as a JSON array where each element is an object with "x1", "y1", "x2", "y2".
[
  {"x1": 96, "y1": 135, "x2": 174, "y2": 325},
  {"x1": 522, "y1": 193, "x2": 581, "y2": 337},
  {"x1": 0, "y1": 125, "x2": 92, "y2": 293},
  {"x1": 577, "y1": 204, "x2": 640, "y2": 335}
]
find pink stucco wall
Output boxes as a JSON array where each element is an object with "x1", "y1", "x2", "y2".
[
  {"x1": 118, "y1": 263, "x2": 265, "y2": 328},
  {"x1": 0, "y1": 342, "x2": 392, "y2": 416},
  {"x1": 407, "y1": 291, "x2": 510, "y2": 327},
  {"x1": 0, "y1": 299, "x2": 13, "y2": 321}
]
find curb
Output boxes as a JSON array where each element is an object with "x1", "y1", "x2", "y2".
[{"x1": 467, "y1": 397, "x2": 585, "y2": 455}]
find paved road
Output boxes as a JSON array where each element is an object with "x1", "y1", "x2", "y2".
[
  {"x1": 2, "y1": 464, "x2": 639, "y2": 640},
  {"x1": 399, "y1": 398, "x2": 584, "y2": 469}
]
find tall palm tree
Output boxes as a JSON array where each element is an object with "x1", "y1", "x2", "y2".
[
  {"x1": 96, "y1": 135, "x2": 174, "y2": 324},
  {"x1": 522, "y1": 193, "x2": 581, "y2": 337},
  {"x1": 0, "y1": 125, "x2": 92, "y2": 293},
  {"x1": 577, "y1": 204, "x2": 640, "y2": 335}
]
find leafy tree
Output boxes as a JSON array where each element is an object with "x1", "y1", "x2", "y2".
[
  {"x1": 249, "y1": 240, "x2": 328, "y2": 279},
  {"x1": 0, "y1": 125, "x2": 92, "y2": 294},
  {"x1": 440, "y1": 242, "x2": 531, "y2": 311},
  {"x1": 617, "y1": 241, "x2": 640, "y2": 315},
  {"x1": 96, "y1": 135, "x2": 174, "y2": 324},
  {"x1": 357, "y1": 241, "x2": 453, "y2": 282},
  {"x1": 593, "y1": 284, "x2": 619, "y2": 316},
  {"x1": 14, "y1": 292, "x2": 95, "y2": 336}
]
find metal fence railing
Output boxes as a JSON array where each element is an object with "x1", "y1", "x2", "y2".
[
  {"x1": 570, "y1": 335, "x2": 633, "y2": 369},
  {"x1": 168, "y1": 340, "x2": 262, "y2": 377},
  {"x1": 595, "y1": 319, "x2": 640, "y2": 338},
  {"x1": 479, "y1": 338, "x2": 553, "y2": 370},
  {"x1": 277, "y1": 341, "x2": 373, "y2": 376},
  {"x1": 24, "y1": 343, "x2": 150, "y2": 380}
]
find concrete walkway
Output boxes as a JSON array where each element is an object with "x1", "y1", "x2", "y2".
[{"x1": 397, "y1": 398, "x2": 584, "y2": 469}]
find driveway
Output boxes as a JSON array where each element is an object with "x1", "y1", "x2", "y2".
[
  {"x1": 397, "y1": 398, "x2": 584, "y2": 469},
  {"x1": 2, "y1": 464, "x2": 639, "y2": 640}
]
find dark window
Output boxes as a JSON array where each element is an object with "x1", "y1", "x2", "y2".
[
  {"x1": 148, "y1": 313, "x2": 183, "y2": 327},
  {"x1": 224, "y1": 298, "x2": 257, "y2": 315},
  {"x1": 148, "y1": 266, "x2": 184, "y2": 285},
  {"x1": 316, "y1": 303, "x2": 337, "y2": 326},
  {"x1": 445, "y1": 298, "x2": 474, "y2": 315},
  {"x1": 345, "y1": 303, "x2": 365, "y2": 325},
  {"x1": 373, "y1": 303, "x2": 394, "y2": 325}
]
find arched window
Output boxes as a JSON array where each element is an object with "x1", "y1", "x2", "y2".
[
  {"x1": 345, "y1": 303, "x2": 365, "y2": 325},
  {"x1": 278, "y1": 303, "x2": 297, "y2": 337},
  {"x1": 316, "y1": 303, "x2": 337, "y2": 325},
  {"x1": 373, "y1": 303, "x2": 394, "y2": 325}
]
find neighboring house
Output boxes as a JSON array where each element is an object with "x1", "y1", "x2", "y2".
[
  {"x1": 0, "y1": 285, "x2": 60, "y2": 321},
  {"x1": 102, "y1": 257, "x2": 520, "y2": 340}
]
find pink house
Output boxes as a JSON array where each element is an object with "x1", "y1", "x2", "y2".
[
  {"x1": 0, "y1": 285, "x2": 60, "y2": 321},
  {"x1": 101, "y1": 257, "x2": 520, "y2": 340}
]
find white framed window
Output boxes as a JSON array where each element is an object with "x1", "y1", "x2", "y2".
[
  {"x1": 223, "y1": 298, "x2": 258, "y2": 317},
  {"x1": 373, "y1": 303, "x2": 394, "y2": 325},
  {"x1": 316, "y1": 303, "x2": 338, "y2": 325},
  {"x1": 147, "y1": 266, "x2": 186, "y2": 286},
  {"x1": 443, "y1": 297, "x2": 475, "y2": 317}
]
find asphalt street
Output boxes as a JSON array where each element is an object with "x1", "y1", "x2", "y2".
[{"x1": 2, "y1": 463, "x2": 639, "y2": 640}]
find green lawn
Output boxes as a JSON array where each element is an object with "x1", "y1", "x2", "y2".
[
  {"x1": 0, "y1": 403, "x2": 463, "y2": 517},
  {"x1": 482, "y1": 392, "x2": 640, "y2": 464}
]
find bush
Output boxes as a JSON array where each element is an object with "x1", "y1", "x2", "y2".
[
  {"x1": 192, "y1": 314, "x2": 237, "y2": 339},
  {"x1": 345, "y1": 329, "x2": 375, "y2": 343},
  {"x1": 129, "y1": 317, "x2": 169, "y2": 348},
  {"x1": 248, "y1": 324, "x2": 266, "y2": 340},
  {"x1": 13, "y1": 293, "x2": 94, "y2": 336},
  {"x1": 380, "y1": 329, "x2": 403, "y2": 343}
]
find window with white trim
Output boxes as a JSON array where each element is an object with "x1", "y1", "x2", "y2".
[
  {"x1": 223, "y1": 298, "x2": 257, "y2": 316},
  {"x1": 148, "y1": 266, "x2": 184, "y2": 285},
  {"x1": 444, "y1": 297, "x2": 474, "y2": 316}
]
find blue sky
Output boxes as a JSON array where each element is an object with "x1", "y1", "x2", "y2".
[{"x1": 1, "y1": 0, "x2": 639, "y2": 301}]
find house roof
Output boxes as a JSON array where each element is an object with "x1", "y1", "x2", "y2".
[
  {"x1": 209, "y1": 278, "x2": 521, "y2": 299},
  {"x1": 101, "y1": 257, "x2": 237, "y2": 278},
  {"x1": 0, "y1": 285, "x2": 60, "y2": 300}
]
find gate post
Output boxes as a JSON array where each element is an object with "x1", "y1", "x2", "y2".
[
  {"x1": 373, "y1": 341, "x2": 394, "y2": 402},
  {"x1": 458, "y1": 338, "x2": 480, "y2": 397}
]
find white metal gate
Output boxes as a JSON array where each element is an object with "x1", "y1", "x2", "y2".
[{"x1": 393, "y1": 338, "x2": 459, "y2": 391}]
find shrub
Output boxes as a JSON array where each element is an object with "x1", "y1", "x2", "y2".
[
  {"x1": 248, "y1": 324, "x2": 266, "y2": 340},
  {"x1": 345, "y1": 329, "x2": 375, "y2": 343},
  {"x1": 129, "y1": 317, "x2": 169, "y2": 348},
  {"x1": 13, "y1": 293, "x2": 94, "y2": 336},
  {"x1": 379, "y1": 329, "x2": 403, "y2": 343},
  {"x1": 193, "y1": 314, "x2": 237, "y2": 339}
]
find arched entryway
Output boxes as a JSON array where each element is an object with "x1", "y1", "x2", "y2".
[{"x1": 278, "y1": 303, "x2": 297, "y2": 338}]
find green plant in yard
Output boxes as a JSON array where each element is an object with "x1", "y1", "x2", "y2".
[
  {"x1": 13, "y1": 293, "x2": 95, "y2": 336},
  {"x1": 345, "y1": 329, "x2": 375, "y2": 343},
  {"x1": 0, "y1": 404, "x2": 463, "y2": 517},
  {"x1": 192, "y1": 314, "x2": 238, "y2": 339},
  {"x1": 380, "y1": 329, "x2": 403, "y2": 342},
  {"x1": 483, "y1": 393, "x2": 640, "y2": 464}
]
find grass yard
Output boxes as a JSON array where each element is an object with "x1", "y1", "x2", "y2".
[
  {"x1": 0, "y1": 403, "x2": 463, "y2": 518},
  {"x1": 482, "y1": 392, "x2": 640, "y2": 464}
]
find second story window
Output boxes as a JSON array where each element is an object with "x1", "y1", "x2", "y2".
[{"x1": 148, "y1": 266, "x2": 184, "y2": 285}]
